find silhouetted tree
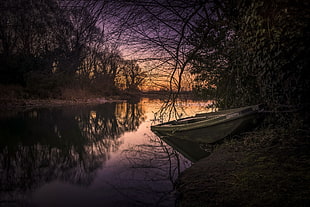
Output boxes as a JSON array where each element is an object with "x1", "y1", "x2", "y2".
[
  {"x1": 190, "y1": 0, "x2": 310, "y2": 110},
  {"x1": 0, "y1": 0, "x2": 70, "y2": 86},
  {"x1": 117, "y1": 60, "x2": 146, "y2": 92},
  {"x1": 0, "y1": 0, "x2": 143, "y2": 98}
]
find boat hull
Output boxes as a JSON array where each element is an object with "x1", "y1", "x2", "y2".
[
  {"x1": 160, "y1": 136, "x2": 211, "y2": 162},
  {"x1": 154, "y1": 113, "x2": 257, "y2": 143},
  {"x1": 151, "y1": 105, "x2": 261, "y2": 144}
]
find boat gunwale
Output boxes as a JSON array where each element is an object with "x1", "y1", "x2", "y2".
[{"x1": 151, "y1": 105, "x2": 261, "y2": 132}]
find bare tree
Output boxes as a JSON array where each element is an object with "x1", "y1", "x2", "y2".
[
  {"x1": 117, "y1": 60, "x2": 147, "y2": 92},
  {"x1": 96, "y1": 0, "x2": 226, "y2": 117}
]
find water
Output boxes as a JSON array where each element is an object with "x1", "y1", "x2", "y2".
[{"x1": 0, "y1": 98, "x2": 213, "y2": 207}]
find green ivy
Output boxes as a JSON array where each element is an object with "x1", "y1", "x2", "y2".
[{"x1": 191, "y1": 0, "x2": 310, "y2": 111}]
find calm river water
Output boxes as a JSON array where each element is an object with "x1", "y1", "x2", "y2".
[{"x1": 0, "y1": 98, "x2": 213, "y2": 207}]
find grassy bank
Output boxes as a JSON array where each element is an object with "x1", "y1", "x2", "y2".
[
  {"x1": 0, "y1": 84, "x2": 132, "y2": 111},
  {"x1": 176, "y1": 114, "x2": 310, "y2": 207}
]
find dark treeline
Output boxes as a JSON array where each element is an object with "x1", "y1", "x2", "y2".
[
  {"x1": 101, "y1": 0, "x2": 309, "y2": 111},
  {"x1": 0, "y1": 0, "x2": 145, "y2": 98},
  {"x1": 190, "y1": 0, "x2": 310, "y2": 110},
  {"x1": 1, "y1": 0, "x2": 309, "y2": 113}
]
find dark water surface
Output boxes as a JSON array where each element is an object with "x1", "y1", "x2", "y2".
[{"x1": 0, "y1": 98, "x2": 212, "y2": 207}]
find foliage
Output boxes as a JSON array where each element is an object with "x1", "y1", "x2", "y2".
[
  {"x1": 190, "y1": 0, "x2": 310, "y2": 110},
  {"x1": 0, "y1": 0, "x2": 146, "y2": 99},
  {"x1": 0, "y1": 0, "x2": 64, "y2": 84}
]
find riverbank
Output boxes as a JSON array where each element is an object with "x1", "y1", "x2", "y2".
[
  {"x1": 0, "y1": 90, "x2": 197, "y2": 113},
  {"x1": 0, "y1": 85, "x2": 125, "y2": 111},
  {"x1": 176, "y1": 120, "x2": 310, "y2": 206},
  {"x1": 0, "y1": 97, "x2": 127, "y2": 112}
]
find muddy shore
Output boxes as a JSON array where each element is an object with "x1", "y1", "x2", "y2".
[
  {"x1": 176, "y1": 126, "x2": 310, "y2": 207},
  {"x1": 0, "y1": 97, "x2": 125, "y2": 112}
]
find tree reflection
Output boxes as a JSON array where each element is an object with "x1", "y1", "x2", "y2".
[
  {"x1": 115, "y1": 101, "x2": 145, "y2": 131},
  {"x1": 119, "y1": 134, "x2": 191, "y2": 206},
  {"x1": 152, "y1": 96, "x2": 216, "y2": 123},
  {"x1": 0, "y1": 101, "x2": 145, "y2": 204}
]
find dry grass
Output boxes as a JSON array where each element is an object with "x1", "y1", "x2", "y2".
[
  {"x1": 177, "y1": 118, "x2": 310, "y2": 207},
  {"x1": 0, "y1": 84, "x2": 28, "y2": 99},
  {"x1": 61, "y1": 88, "x2": 98, "y2": 100}
]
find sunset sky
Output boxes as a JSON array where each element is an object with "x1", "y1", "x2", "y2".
[{"x1": 87, "y1": 0, "x2": 206, "y2": 91}]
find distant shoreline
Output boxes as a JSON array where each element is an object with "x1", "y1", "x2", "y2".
[
  {"x1": 0, "y1": 97, "x2": 126, "y2": 112},
  {"x1": 0, "y1": 89, "x2": 206, "y2": 112}
]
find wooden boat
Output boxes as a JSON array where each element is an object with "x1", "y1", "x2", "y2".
[{"x1": 151, "y1": 104, "x2": 262, "y2": 144}]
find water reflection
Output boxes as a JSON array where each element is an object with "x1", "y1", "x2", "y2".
[
  {"x1": 160, "y1": 136, "x2": 211, "y2": 163},
  {"x1": 0, "y1": 98, "x2": 212, "y2": 206},
  {"x1": 0, "y1": 102, "x2": 145, "y2": 205},
  {"x1": 108, "y1": 134, "x2": 192, "y2": 206}
]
